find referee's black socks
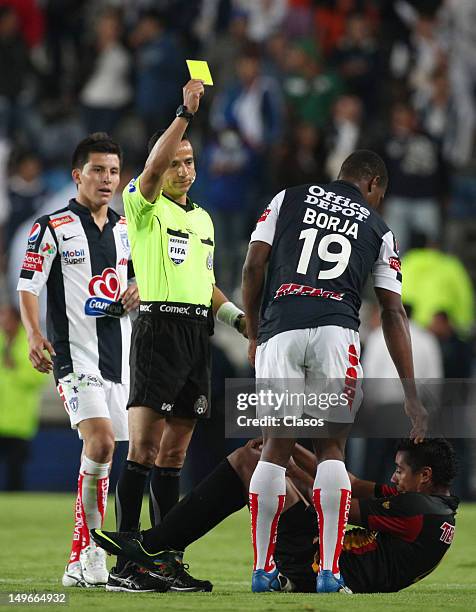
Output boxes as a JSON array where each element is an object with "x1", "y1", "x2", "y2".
[
  {"x1": 149, "y1": 466, "x2": 181, "y2": 526},
  {"x1": 141, "y1": 458, "x2": 247, "y2": 553}
]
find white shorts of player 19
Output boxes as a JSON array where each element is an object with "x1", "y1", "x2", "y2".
[
  {"x1": 58, "y1": 372, "x2": 129, "y2": 441},
  {"x1": 255, "y1": 326, "x2": 363, "y2": 424}
]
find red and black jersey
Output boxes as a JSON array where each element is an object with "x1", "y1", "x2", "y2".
[{"x1": 339, "y1": 486, "x2": 459, "y2": 593}]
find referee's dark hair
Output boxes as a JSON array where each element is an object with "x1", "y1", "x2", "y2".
[
  {"x1": 148, "y1": 130, "x2": 189, "y2": 154},
  {"x1": 72, "y1": 132, "x2": 123, "y2": 170},
  {"x1": 339, "y1": 149, "x2": 388, "y2": 188},
  {"x1": 396, "y1": 439, "x2": 457, "y2": 488}
]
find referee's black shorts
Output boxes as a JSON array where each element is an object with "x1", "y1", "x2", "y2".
[{"x1": 127, "y1": 302, "x2": 212, "y2": 419}]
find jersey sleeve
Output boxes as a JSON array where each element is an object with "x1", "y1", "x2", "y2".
[
  {"x1": 374, "y1": 484, "x2": 399, "y2": 497},
  {"x1": 249, "y1": 190, "x2": 286, "y2": 246},
  {"x1": 372, "y1": 230, "x2": 402, "y2": 294},
  {"x1": 122, "y1": 174, "x2": 158, "y2": 228},
  {"x1": 17, "y1": 217, "x2": 58, "y2": 296},
  {"x1": 359, "y1": 493, "x2": 425, "y2": 542}
]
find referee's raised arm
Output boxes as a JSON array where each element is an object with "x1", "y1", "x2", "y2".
[{"x1": 140, "y1": 79, "x2": 205, "y2": 202}]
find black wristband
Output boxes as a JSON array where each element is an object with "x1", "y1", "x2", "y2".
[
  {"x1": 234, "y1": 313, "x2": 245, "y2": 331},
  {"x1": 176, "y1": 105, "x2": 194, "y2": 121}
]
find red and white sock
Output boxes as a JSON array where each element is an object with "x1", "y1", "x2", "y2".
[
  {"x1": 68, "y1": 475, "x2": 85, "y2": 565},
  {"x1": 313, "y1": 459, "x2": 351, "y2": 578},
  {"x1": 78, "y1": 456, "x2": 109, "y2": 549},
  {"x1": 249, "y1": 460, "x2": 286, "y2": 572}
]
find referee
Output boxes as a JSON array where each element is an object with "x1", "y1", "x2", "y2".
[{"x1": 112, "y1": 80, "x2": 246, "y2": 587}]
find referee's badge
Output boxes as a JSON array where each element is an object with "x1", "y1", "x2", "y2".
[
  {"x1": 206, "y1": 251, "x2": 213, "y2": 270},
  {"x1": 168, "y1": 235, "x2": 189, "y2": 264}
]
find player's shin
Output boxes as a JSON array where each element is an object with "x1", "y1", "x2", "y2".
[
  {"x1": 79, "y1": 456, "x2": 110, "y2": 540},
  {"x1": 249, "y1": 461, "x2": 286, "y2": 572},
  {"x1": 313, "y1": 460, "x2": 351, "y2": 579}
]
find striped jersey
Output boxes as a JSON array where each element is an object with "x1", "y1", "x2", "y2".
[{"x1": 17, "y1": 199, "x2": 133, "y2": 383}]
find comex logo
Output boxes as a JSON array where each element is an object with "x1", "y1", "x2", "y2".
[{"x1": 84, "y1": 268, "x2": 121, "y2": 317}]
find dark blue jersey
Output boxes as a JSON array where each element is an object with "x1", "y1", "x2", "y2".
[{"x1": 250, "y1": 180, "x2": 401, "y2": 344}]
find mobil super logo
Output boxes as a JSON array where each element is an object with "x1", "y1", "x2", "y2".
[{"x1": 84, "y1": 268, "x2": 123, "y2": 317}]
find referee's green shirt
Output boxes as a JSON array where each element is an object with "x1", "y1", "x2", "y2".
[{"x1": 123, "y1": 175, "x2": 215, "y2": 305}]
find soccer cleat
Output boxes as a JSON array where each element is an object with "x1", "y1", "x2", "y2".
[
  {"x1": 80, "y1": 544, "x2": 109, "y2": 585},
  {"x1": 251, "y1": 568, "x2": 294, "y2": 593},
  {"x1": 106, "y1": 562, "x2": 170, "y2": 593},
  {"x1": 90, "y1": 529, "x2": 212, "y2": 592},
  {"x1": 61, "y1": 562, "x2": 87, "y2": 588},
  {"x1": 167, "y1": 562, "x2": 213, "y2": 592},
  {"x1": 316, "y1": 570, "x2": 352, "y2": 594}
]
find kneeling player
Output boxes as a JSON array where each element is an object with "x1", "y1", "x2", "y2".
[{"x1": 91, "y1": 438, "x2": 458, "y2": 593}]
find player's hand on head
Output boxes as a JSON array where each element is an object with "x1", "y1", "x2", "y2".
[
  {"x1": 121, "y1": 283, "x2": 140, "y2": 313},
  {"x1": 28, "y1": 332, "x2": 55, "y2": 373},
  {"x1": 183, "y1": 79, "x2": 204, "y2": 114},
  {"x1": 404, "y1": 397, "x2": 428, "y2": 444}
]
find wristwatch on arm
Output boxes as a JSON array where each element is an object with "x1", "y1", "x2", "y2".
[{"x1": 176, "y1": 105, "x2": 194, "y2": 122}]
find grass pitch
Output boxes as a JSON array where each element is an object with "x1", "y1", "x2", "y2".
[{"x1": 0, "y1": 494, "x2": 475, "y2": 611}]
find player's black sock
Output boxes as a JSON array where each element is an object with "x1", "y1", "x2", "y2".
[
  {"x1": 115, "y1": 460, "x2": 151, "y2": 572},
  {"x1": 148, "y1": 466, "x2": 181, "y2": 526},
  {"x1": 141, "y1": 458, "x2": 246, "y2": 552}
]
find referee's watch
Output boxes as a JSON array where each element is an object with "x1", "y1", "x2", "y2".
[{"x1": 176, "y1": 105, "x2": 194, "y2": 122}]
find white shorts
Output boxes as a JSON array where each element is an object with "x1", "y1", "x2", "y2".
[
  {"x1": 57, "y1": 372, "x2": 129, "y2": 441},
  {"x1": 255, "y1": 326, "x2": 363, "y2": 423}
]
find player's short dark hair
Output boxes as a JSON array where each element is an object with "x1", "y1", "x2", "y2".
[
  {"x1": 339, "y1": 149, "x2": 388, "y2": 188},
  {"x1": 72, "y1": 133, "x2": 123, "y2": 170},
  {"x1": 396, "y1": 439, "x2": 457, "y2": 487},
  {"x1": 147, "y1": 130, "x2": 190, "y2": 154}
]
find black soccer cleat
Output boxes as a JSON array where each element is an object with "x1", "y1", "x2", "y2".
[
  {"x1": 91, "y1": 529, "x2": 213, "y2": 592},
  {"x1": 106, "y1": 562, "x2": 170, "y2": 593}
]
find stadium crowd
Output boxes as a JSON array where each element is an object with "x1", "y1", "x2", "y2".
[{"x1": 0, "y1": 0, "x2": 475, "y2": 498}]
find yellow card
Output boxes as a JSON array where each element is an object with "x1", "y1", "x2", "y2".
[{"x1": 186, "y1": 60, "x2": 214, "y2": 86}]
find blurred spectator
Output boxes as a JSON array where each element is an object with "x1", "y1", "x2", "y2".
[
  {"x1": 0, "y1": 0, "x2": 44, "y2": 48},
  {"x1": 282, "y1": 38, "x2": 343, "y2": 129},
  {"x1": 0, "y1": 5, "x2": 34, "y2": 139},
  {"x1": 314, "y1": 0, "x2": 357, "y2": 57},
  {"x1": 43, "y1": 0, "x2": 85, "y2": 99},
  {"x1": 380, "y1": 102, "x2": 447, "y2": 253},
  {"x1": 211, "y1": 47, "x2": 283, "y2": 153},
  {"x1": 197, "y1": 127, "x2": 255, "y2": 292},
  {"x1": 79, "y1": 9, "x2": 132, "y2": 135},
  {"x1": 402, "y1": 242, "x2": 475, "y2": 335},
  {"x1": 5, "y1": 150, "x2": 46, "y2": 253},
  {"x1": 273, "y1": 122, "x2": 328, "y2": 191},
  {"x1": 236, "y1": 0, "x2": 287, "y2": 43},
  {"x1": 0, "y1": 304, "x2": 46, "y2": 490},
  {"x1": 439, "y1": 0, "x2": 476, "y2": 167},
  {"x1": 324, "y1": 94, "x2": 363, "y2": 180},
  {"x1": 428, "y1": 311, "x2": 473, "y2": 379},
  {"x1": 331, "y1": 12, "x2": 380, "y2": 114},
  {"x1": 408, "y1": 13, "x2": 446, "y2": 108},
  {"x1": 416, "y1": 67, "x2": 450, "y2": 142},
  {"x1": 263, "y1": 31, "x2": 289, "y2": 81},
  {"x1": 206, "y1": 9, "x2": 250, "y2": 90},
  {"x1": 129, "y1": 10, "x2": 186, "y2": 137}
]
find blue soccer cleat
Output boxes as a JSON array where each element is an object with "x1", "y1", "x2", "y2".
[
  {"x1": 252, "y1": 568, "x2": 294, "y2": 593},
  {"x1": 316, "y1": 570, "x2": 352, "y2": 594}
]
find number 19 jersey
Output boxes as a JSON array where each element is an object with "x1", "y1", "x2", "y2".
[{"x1": 250, "y1": 180, "x2": 402, "y2": 344}]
